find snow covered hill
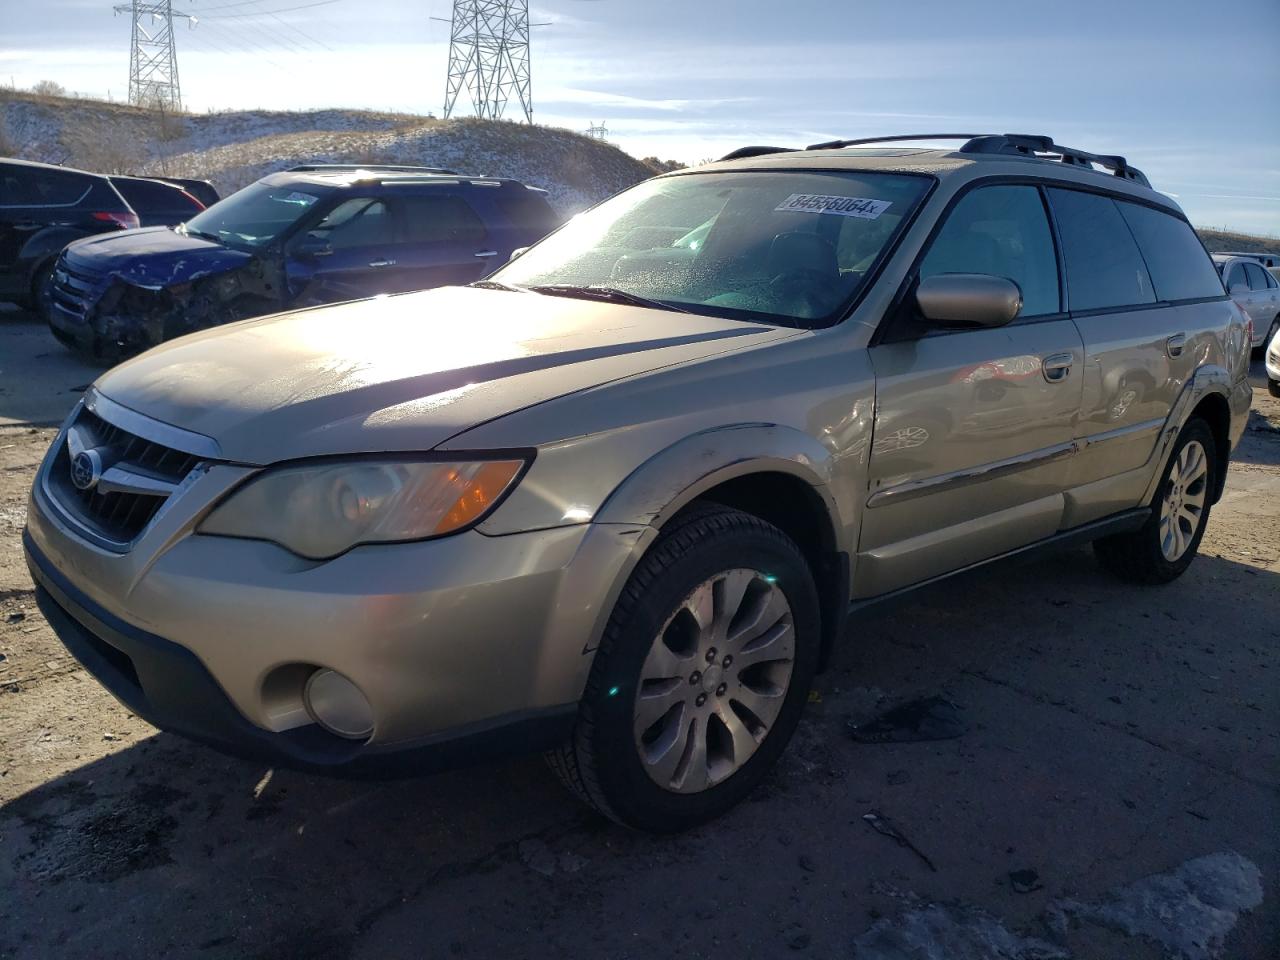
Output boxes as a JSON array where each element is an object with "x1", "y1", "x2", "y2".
[{"x1": 0, "y1": 89, "x2": 657, "y2": 214}]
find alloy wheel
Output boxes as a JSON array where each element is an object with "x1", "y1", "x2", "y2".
[
  {"x1": 1159, "y1": 439, "x2": 1208, "y2": 562},
  {"x1": 632, "y1": 569, "x2": 795, "y2": 794}
]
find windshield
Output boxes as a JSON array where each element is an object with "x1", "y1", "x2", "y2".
[
  {"x1": 183, "y1": 181, "x2": 328, "y2": 249},
  {"x1": 492, "y1": 170, "x2": 931, "y2": 327}
]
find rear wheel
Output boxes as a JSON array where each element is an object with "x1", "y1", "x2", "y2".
[
  {"x1": 548, "y1": 504, "x2": 820, "y2": 832},
  {"x1": 29, "y1": 259, "x2": 56, "y2": 320},
  {"x1": 1094, "y1": 417, "x2": 1216, "y2": 584}
]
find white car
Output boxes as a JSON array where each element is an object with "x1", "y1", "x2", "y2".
[
  {"x1": 1267, "y1": 324, "x2": 1280, "y2": 398},
  {"x1": 1214, "y1": 254, "x2": 1280, "y2": 352}
]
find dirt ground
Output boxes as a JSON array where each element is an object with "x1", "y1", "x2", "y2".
[{"x1": 1, "y1": 304, "x2": 1277, "y2": 960}]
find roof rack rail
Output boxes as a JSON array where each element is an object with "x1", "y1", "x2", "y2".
[
  {"x1": 287, "y1": 163, "x2": 461, "y2": 175},
  {"x1": 717, "y1": 145, "x2": 797, "y2": 162},
  {"x1": 799, "y1": 133, "x2": 1150, "y2": 188}
]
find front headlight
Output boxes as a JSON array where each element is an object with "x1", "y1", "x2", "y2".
[{"x1": 199, "y1": 458, "x2": 526, "y2": 559}]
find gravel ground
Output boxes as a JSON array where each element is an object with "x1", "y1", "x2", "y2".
[{"x1": 1, "y1": 305, "x2": 1277, "y2": 960}]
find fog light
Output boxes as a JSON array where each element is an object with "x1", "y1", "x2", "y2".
[{"x1": 304, "y1": 669, "x2": 374, "y2": 739}]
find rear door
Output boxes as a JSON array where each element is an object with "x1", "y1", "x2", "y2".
[
  {"x1": 859, "y1": 183, "x2": 1084, "y2": 597},
  {"x1": 1050, "y1": 189, "x2": 1225, "y2": 525},
  {"x1": 381, "y1": 190, "x2": 496, "y2": 292}
]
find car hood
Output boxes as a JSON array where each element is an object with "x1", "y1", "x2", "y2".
[
  {"x1": 93, "y1": 286, "x2": 793, "y2": 464},
  {"x1": 65, "y1": 227, "x2": 253, "y2": 289}
]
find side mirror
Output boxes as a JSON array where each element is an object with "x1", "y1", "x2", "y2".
[
  {"x1": 293, "y1": 234, "x2": 333, "y2": 259},
  {"x1": 508, "y1": 246, "x2": 530, "y2": 263},
  {"x1": 916, "y1": 273, "x2": 1022, "y2": 328}
]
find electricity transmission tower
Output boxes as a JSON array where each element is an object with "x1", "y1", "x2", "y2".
[
  {"x1": 441, "y1": 0, "x2": 534, "y2": 124},
  {"x1": 113, "y1": 1, "x2": 193, "y2": 110},
  {"x1": 585, "y1": 121, "x2": 609, "y2": 141}
]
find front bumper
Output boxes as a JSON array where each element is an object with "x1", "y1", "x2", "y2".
[
  {"x1": 24, "y1": 466, "x2": 651, "y2": 773},
  {"x1": 26, "y1": 532, "x2": 575, "y2": 775}
]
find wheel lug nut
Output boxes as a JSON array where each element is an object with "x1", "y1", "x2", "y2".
[
  {"x1": 696, "y1": 693, "x2": 707, "y2": 706},
  {"x1": 705, "y1": 648, "x2": 717, "y2": 663},
  {"x1": 716, "y1": 683, "x2": 727, "y2": 696},
  {"x1": 722, "y1": 655, "x2": 733, "y2": 667},
  {"x1": 689, "y1": 671, "x2": 701, "y2": 685}
]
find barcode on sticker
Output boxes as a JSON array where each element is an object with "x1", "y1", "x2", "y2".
[{"x1": 775, "y1": 194, "x2": 892, "y2": 219}]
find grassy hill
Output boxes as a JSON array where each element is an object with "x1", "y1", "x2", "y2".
[
  {"x1": 0, "y1": 89, "x2": 655, "y2": 213},
  {"x1": 1196, "y1": 228, "x2": 1278, "y2": 254}
]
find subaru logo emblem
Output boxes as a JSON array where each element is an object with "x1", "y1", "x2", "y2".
[{"x1": 70, "y1": 448, "x2": 103, "y2": 491}]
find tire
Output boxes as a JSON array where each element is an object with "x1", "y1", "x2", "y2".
[
  {"x1": 29, "y1": 259, "x2": 56, "y2": 320},
  {"x1": 1093, "y1": 417, "x2": 1216, "y2": 584},
  {"x1": 548, "y1": 503, "x2": 820, "y2": 832}
]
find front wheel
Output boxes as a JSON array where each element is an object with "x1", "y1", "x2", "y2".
[
  {"x1": 1094, "y1": 417, "x2": 1216, "y2": 584},
  {"x1": 548, "y1": 504, "x2": 820, "y2": 832}
]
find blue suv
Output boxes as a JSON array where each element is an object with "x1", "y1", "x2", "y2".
[{"x1": 46, "y1": 164, "x2": 560, "y2": 359}]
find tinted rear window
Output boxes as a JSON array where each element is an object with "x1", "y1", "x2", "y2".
[
  {"x1": 30, "y1": 168, "x2": 92, "y2": 206},
  {"x1": 0, "y1": 165, "x2": 35, "y2": 205},
  {"x1": 1244, "y1": 262, "x2": 1272, "y2": 291},
  {"x1": 1048, "y1": 188, "x2": 1155, "y2": 312},
  {"x1": 493, "y1": 190, "x2": 559, "y2": 233},
  {"x1": 112, "y1": 178, "x2": 200, "y2": 213},
  {"x1": 397, "y1": 195, "x2": 487, "y2": 245},
  {"x1": 1116, "y1": 201, "x2": 1224, "y2": 302}
]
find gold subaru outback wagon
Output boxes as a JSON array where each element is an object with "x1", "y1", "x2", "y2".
[{"x1": 24, "y1": 135, "x2": 1252, "y2": 831}]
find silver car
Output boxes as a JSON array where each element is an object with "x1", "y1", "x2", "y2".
[
  {"x1": 1215, "y1": 254, "x2": 1280, "y2": 352},
  {"x1": 24, "y1": 134, "x2": 1252, "y2": 831}
]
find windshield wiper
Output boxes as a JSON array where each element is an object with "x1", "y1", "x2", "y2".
[
  {"x1": 527, "y1": 284, "x2": 690, "y2": 314},
  {"x1": 470, "y1": 279, "x2": 530, "y2": 293},
  {"x1": 182, "y1": 227, "x2": 223, "y2": 244}
]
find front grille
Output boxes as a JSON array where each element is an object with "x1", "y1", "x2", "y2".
[
  {"x1": 45, "y1": 406, "x2": 203, "y2": 546},
  {"x1": 50, "y1": 256, "x2": 106, "y2": 324}
]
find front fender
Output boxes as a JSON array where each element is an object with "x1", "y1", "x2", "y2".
[
  {"x1": 594, "y1": 423, "x2": 848, "y2": 544},
  {"x1": 17, "y1": 228, "x2": 89, "y2": 292}
]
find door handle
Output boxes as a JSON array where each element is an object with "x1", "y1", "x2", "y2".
[
  {"x1": 473, "y1": 250, "x2": 499, "y2": 258},
  {"x1": 367, "y1": 259, "x2": 396, "y2": 268},
  {"x1": 1041, "y1": 353, "x2": 1073, "y2": 383},
  {"x1": 1166, "y1": 333, "x2": 1186, "y2": 358}
]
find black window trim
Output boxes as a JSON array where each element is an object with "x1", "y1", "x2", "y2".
[
  {"x1": 872, "y1": 175, "x2": 1072, "y2": 345},
  {"x1": 872, "y1": 173, "x2": 1230, "y2": 345}
]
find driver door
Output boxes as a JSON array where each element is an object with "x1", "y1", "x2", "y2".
[
  {"x1": 857, "y1": 184, "x2": 1084, "y2": 597},
  {"x1": 285, "y1": 196, "x2": 398, "y2": 305}
]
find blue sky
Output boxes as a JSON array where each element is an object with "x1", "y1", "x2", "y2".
[{"x1": 1, "y1": 0, "x2": 1277, "y2": 233}]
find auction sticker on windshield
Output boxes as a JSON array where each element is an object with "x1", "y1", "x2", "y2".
[
  {"x1": 280, "y1": 191, "x2": 319, "y2": 206},
  {"x1": 775, "y1": 194, "x2": 891, "y2": 219}
]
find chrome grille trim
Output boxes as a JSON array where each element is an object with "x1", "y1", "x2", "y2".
[{"x1": 39, "y1": 395, "x2": 218, "y2": 551}]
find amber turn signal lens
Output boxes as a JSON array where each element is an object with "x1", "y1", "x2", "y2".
[{"x1": 433, "y1": 460, "x2": 524, "y2": 534}]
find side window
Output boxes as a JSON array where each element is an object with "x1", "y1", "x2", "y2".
[
  {"x1": 1244, "y1": 262, "x2": 1271, "y2": 292},
  {"x1": 0, "y1": 166, "x2": 36, "y2": 205},
  {"x1": 30, "y1": 169, "x2": 91, "y2": 206},
  {"x1": 1116, "y1": 201, "x2": 1224, "y2": 301},
  {"x1": 1225, "y1": 263, "x2": 1248, "y2": 292},
  {"x1": 493, "y1": 191, "x2": 559, "y2": 234},
  {"x1": 395, "y1": 195, "x2": 488, "y2": 246},
  {"x1": 308, "y1": 198, "x2": 391, "y2": 251},
  {"x1": 918, "y1": 185, "x2": 1060, "y2": 317},
  {"x1": 1047, "y1": 188, "x2": 1155, "y2": 312}
]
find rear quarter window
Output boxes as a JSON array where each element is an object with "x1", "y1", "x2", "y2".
[
  {"x1": 1047, "y1": 188, "x2": 1155, "y2": 312},
  {"x1": 493, "y1": 190, "x2": 559, "y2": 233},
  {"x1": 113, "y1": 178, "x2": 198, "y2": 213},
  {"x1": 1116, "y1": 201, "x2": 1224, "y2": 301},
  {"x1": 30, "y1": 168, "x2": 92, "y2": 206}
]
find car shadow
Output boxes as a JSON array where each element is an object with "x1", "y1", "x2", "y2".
[
  {"x1": 0, "y1": 304, "x2": 107, "y2": 428},
  {"x1": 2, "y1": 540, "x2": 1277, "y2": 958}
]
